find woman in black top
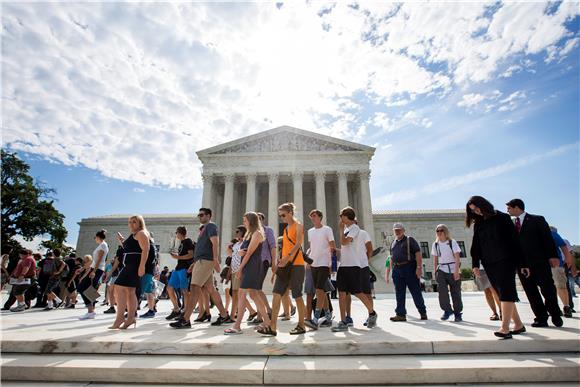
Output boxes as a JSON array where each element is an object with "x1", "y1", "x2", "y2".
[
  {"x1": 467, "y1": 196, "x2": 530, "y2": 339},
  {"x1": 110, "y1": 215, "x2": 151, "y2": 330}
]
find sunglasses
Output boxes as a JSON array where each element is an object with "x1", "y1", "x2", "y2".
[
  {"x1": 436, "y1": 229, "x2": 445, "y2": 233},
  {"x1": 197, "y1": 213, "x2": 207, "y2": 218}
]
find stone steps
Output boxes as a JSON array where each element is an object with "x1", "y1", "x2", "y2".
[{"x1": 2, "y1": 353, "x2": 579, "y2": 385}]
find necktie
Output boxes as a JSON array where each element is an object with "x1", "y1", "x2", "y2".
[{"x1": 515, "y1": 217, "x2": 521, "y2": 233}]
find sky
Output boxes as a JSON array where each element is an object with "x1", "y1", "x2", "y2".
[{"x1": 1, "y1": 1, "x2": 579, "y2": 248}]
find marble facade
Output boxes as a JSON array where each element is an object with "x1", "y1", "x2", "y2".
[{"x1": 76, "y1": 126, "x2": 473, "y2": 293}]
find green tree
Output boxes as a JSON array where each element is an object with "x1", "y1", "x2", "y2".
[{"x1": 1, "y1": 150, "x2": 69, "y2": 253}]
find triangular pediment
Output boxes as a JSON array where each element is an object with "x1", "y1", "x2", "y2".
[{"x1": 197, "y1": 126, "x2": 374, "y2": 157}]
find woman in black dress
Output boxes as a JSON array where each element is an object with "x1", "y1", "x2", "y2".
[
  {"x1": 110, "y1": 215, "x2": 150, "y2": 329},
  {"x1": 224, "y1": 212, "x2": 270, "y2": 335},
  {"x1": 467, "y1": 196, "x2": 530, "y2": 339}
]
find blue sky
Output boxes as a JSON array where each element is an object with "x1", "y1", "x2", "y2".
[{"x1": 2, "y1": 2, "x2": 579, "y2": 247}]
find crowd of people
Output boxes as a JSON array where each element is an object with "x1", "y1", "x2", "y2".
[{"x1": 1, "y1": 196, "x2": 578, "y2": 340}]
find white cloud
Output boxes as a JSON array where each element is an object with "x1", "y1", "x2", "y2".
[
  {"x1": 375, "y1": 142, "x2": 579, "y2": 206},
  {"x1": 2, "y1": 2, "x2": 578, "y2": 188},
  {"x1": 373, "y1": 110, "x2": 432, "y2": 133},
  {"x1": 457, "y1": 90, "x2": 502, "y2": 110},
  {"x1": 133, "y1": 187, "x2": 145, "y2": 193},
  {"x1": 497, "y1": 90, "x2": 527, "y2": 112}
]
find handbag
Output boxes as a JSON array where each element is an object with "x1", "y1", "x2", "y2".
[{"x1": 82, "y1": 285, "x2": 101, "y2": 303}]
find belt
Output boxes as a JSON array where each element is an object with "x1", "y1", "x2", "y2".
[{"x1": 394, "y1": 261, "x2": 412, "y2": 267}]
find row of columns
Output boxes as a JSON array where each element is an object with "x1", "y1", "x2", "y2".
[{"x1": 201, "y1": 170, "x2": 374, "y2": 256}]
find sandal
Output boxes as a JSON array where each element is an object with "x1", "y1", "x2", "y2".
[
  {"x1": 224, "y1": 327, "x2": 243, "y2": 335},
  {"x1": 257, "y1": 326, "x2": 277, "y2": 336},
  {"x1": 247, "y1": 312, "x2": 258, "y2": 322},
  {"x1": 289, "y1": 325, "x2": 306, "y2": 335},
  {"x1": 490, "y1": 313, "x2": 500, "y2": 321}
]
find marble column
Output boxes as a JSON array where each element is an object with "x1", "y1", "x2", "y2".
[
  {"x1": 358, "y1": 169, "x2": 375, "y2": 242},
  {"x1": 268, "y1": 173, "x2": 279, "y2": 239},
  {"x1": 337, "y1": 171, "x2": 349, "y2": 210},
  {"x1": 245, "y1": 172, "x2": 257, "y2": 212},
  {"x1": 292, "y1": 171, "x2": 304, "y2": 221},
  {"x1": 201, "y1": 173, "x2": 213, "y2": 208},
  {"x1": 314, "y1": 171, "x2": 327, "y2": 221},
  {"x1": 221, "y1": 173, "x2": 235, "y2": 258}
]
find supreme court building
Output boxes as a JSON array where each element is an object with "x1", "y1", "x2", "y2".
[{"x1": 77, "y1": 126, "x2": 473, "y2": 292}]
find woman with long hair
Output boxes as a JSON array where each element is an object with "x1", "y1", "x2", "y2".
[
  {"x1": 110, "y1": 215, "x2": 151, "y2": 329},
  {"x1": 466, "y1": 196, "x2": 530, "y2": 339},
  {"x1": 224, "y1": 212, "x2": 270, "y2": 334}
]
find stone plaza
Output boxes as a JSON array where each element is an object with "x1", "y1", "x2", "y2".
[{"x1": 1, "y1": 293, "x2": 579, "y2": 385}]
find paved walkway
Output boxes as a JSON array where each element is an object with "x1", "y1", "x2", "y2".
[{"x1": 1, "y1": 293, "x2": 579, "y2": 356}]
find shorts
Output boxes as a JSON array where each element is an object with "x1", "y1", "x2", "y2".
[
  {"x1": 304, "y1": 268, "x2": 315, "y2": 295},
  {"x1": 13, "y1": 283, "x2": 32, "y2": 296},
  {"x1": 337, "y1": 266, "x2": 362, "y2": 294},
  {"x1": 474, "y1": 270, "x2": 492, "y2": 291},
  {"x1": 108, "y1": 275, "x2": 118, "y2": 286},
  {"x1": 551, "y1": 267, "x2": 567, "y2": 289},
  {"x1": 141, "y1": 273, "x2": 155, "y2": 294},
  {"x1": 45, "y1": 277, "x2": 61, "y2": 294},
  {"x1": 168, "y1": 268, "x2": 189, "y2": 290},
  {"x1": 231, "y1": 271, "x2": 241, "y2": 291},
  {"x1": 273, "y1": 265, "x2": 305, "y2": 299},
  {"x1": 359, "y1": 266, "x2": 371, "y2": 294},
  {"x1": 259, "y1": 261, "x2": 270, "y2": 287},
  {"x1": 190, "y1": 259, "x2": 214, "y2": 287},
  {"x1": 311, "y1": 266, "x2": 330, "y2": 290}
]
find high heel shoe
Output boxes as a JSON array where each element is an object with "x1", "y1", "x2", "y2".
[
  {"x1": 120, "y1": 319, "x2": 137, "y2": 329},
  {"x1": 194, "y1": 313, "x2": 211, "y2": 323}
]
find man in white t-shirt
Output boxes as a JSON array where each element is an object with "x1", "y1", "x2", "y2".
[
  {"x1": 431, "y1": 224, "x2": 463, "y2": 322},
  {"x1": 306, "y1": 209, "x2": 336, "y2": 328},
  {"x1": 332, "y1": 206, "x2": 377, "y2": 332}
]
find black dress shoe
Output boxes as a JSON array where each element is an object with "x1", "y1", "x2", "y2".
[
  {"x1": 169, "y1": 319, "x2": 191, "y2": 329},
  {"x1": 551, "y1": 315, "x2": 564, "y2": 327},
  {"x1": 510, "y1": 326, "x2": 526, "y2": 335},
  {"x1": 494, "y1": 331, "x2": 513, "y2": 339},
  {"x1": 531, "y1": 320, "x2": 548, "y2": 328}
]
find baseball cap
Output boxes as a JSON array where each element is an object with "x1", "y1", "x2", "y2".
[{"x1": 393, "y1": 222, "x2": 405, "y2": 230}]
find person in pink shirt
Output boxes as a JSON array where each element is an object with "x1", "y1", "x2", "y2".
[{"x1": 10, "y1": 249, "x2": 37, "y2": 312}]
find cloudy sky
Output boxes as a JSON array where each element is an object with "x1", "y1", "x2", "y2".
[{"x1": 2, "y1": 1, "x2": 579, "y2": 246}]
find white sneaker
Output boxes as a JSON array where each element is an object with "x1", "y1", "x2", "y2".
[
  {"x1": 79, "y1": 312, "x2": 96, "y2": 320},
  {"x1": 10, "y1": 304, "x2": 26, "y2": 312}
]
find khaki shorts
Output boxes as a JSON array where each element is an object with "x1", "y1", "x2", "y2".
[
  {"x1": 190, "y1": 259, "x2": 214, "y2": 287},
  {"x1": 231, "y1": 271, "x2": 241, "y2": 291},
  {"x1": 551, "y1": 266, "x2": 567, "y2": 289}
]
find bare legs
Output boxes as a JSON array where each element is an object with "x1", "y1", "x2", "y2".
[
  {"x1": 110, "y1": 285, "x2": 137, "y2": 329},
  {"x1": 498, "y1": 301, "x2": 524, "y2": 334}
]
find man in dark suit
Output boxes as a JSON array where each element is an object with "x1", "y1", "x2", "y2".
[{"x1": 506, "y1": 199, "x2": 563, "y2": 328}]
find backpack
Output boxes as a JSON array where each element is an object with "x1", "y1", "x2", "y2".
[{"x1": 435, "y1": 239, "x2": 461, "y2": 269}]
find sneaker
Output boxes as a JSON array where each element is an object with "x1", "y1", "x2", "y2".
[
  {"x1": 441, "y1": 311, "x2": 453, "y2": 321},
  {"x1": 367, "y1": 312, "x2": 378, "y2": 328},
  {"x1": 304, "y1": 319, "x2": 318, "y2": 330},
  {"x1": 563, "y1": 306, "x2": 573, "y2": 318},
  {"x1": 79, "y1": 312, "x2": 96, "y2": 320},
  {"x1": 65, "y1": 304, "x2": 76, "y2": 309},
  {"x1": 169, "y1": 318, "x2": 191, "y2": 329},
  {"x1": 103, "y1": 306, "x2": 116, "y2": 314},
  {"x1": 319, "y1": 319, "x2": 333, "y2": 328},
  {"x1": 420, "y1": 313, "x2": 428, "y2": 320},
  {"x1": 43, "y1": 306, "x2": 54, "y2": 311},
  {"x1": 331, "y1": 320, "x2": 349, "y2": 332},
  {"x1": 390, "y1": 314, "x2": 407, "y2": 322},
  {"x1": 210, "y1": 314, "x2": 231, "y2": 326},
  {"x1": 10, "y1": 304, "x2": 26, "y2": 312},
  {"x1": 345, "y1": 316, "x2": 354, "y2": 327},
  {"x1": 454, "y1": 313, "x2": 463, "y2": 322},
  {"x1": 140, "y1": 310, "x2": 156, "y2": 318},
  {"x1": 165, "y1": 310, "x2": 182, "y2": 320}
]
